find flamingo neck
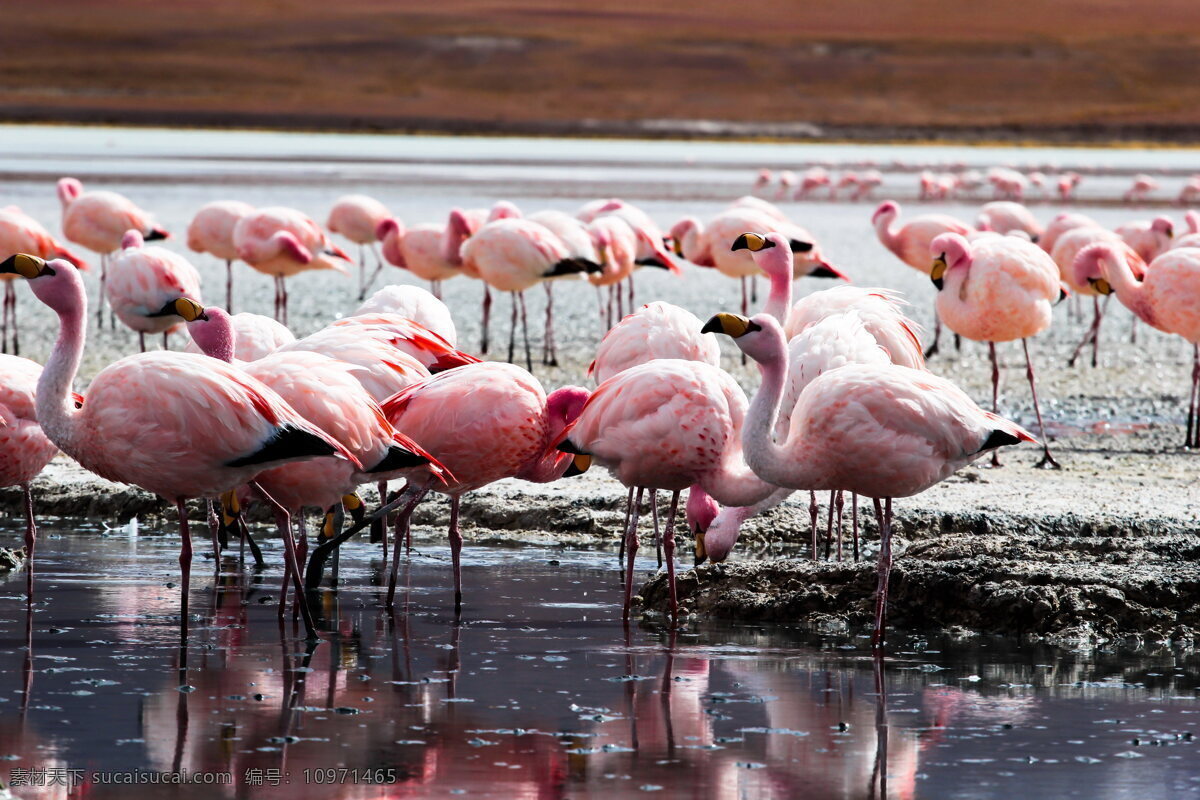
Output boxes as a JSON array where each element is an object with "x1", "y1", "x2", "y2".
[
  {"x1": 36, "y1": 289, "x2": 86, "y2": 458},
  {"x1": 760, "y1": 249, "x2": 795, "y2": 324},
  {"x1": 1102, "y1": 249, "x2": 1153, "y2": 325},
  {"x1": 874, "y1": 212, "x2": 900, "y2": 257},
  {"x1": 741, "y1": 325, "x2": 824, "y2": 492}
]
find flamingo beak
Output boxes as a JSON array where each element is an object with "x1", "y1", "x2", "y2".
[
  {"x1": 0, "y1": 253, "x2": 54, "y2": 278},
  {"x1": 930, "y1": 253, "x2": 948, "y2": 290}
]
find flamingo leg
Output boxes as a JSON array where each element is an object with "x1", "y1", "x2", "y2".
[
  {"x1": 358, "y1": 244, "x2": 366, "y2": 297},
  {"x1": 449, "y1": 495, "x2": 464, "y2": 615},
  {"x1": 750, "y1": 275, "x2": 759, "y2": 306},
  {"x1": 622, "y1": 487, "x2": 644, "y2": 620},
  {"x1": 225, "y1": 259, "x2": 234, "y2": 313},
  {"x1": 924, "y1": 301, "x2": 941, "y2": 358},
  {"x1": 139, "y1": 332, "x2": 146, "y2": 353},
  {"x1": 519, "y1": 291, "x2": 532, "y2": 371},
  {"x1": 97, "y1": 254, "x2": 107, "y2": 328},
  {"x1": 542, "y1": 282, "x2": 558, "y2": 367},
  {"x1": 835, "y1": 490, "x2": 845, "y2": 562},
  {"x1": 871, "y1": 651, "x2": 890, "y2": 800},
  {"x1": 852, "y1": 492, "x2": 859, "y2": 561},
  {"x1": 1022, "y1": 339, "x2": 1061, "y2": 469},
  {"x1": 870, "y1": 497, "x2": 893, "y2": 649},
  {"x1": 618, "y1": 485, "x2": 634, "y2": 568},
  {"x1": 1130, "y1": 316, "x2": 1138, "y2": 344},
  {"x1": 1067, "y1": 296, "x2": 1103, "y2": 368},
  {"x1": 385, "y1": 481, "x2": 432, "y2": 606},
  {"x1": 281, "y1": 279, "x2": 289, "y2": 327},
  {"x1": 507, "y1": 292, "x2": 517, "y2": 364},
  {"x1": 162, "y1": 332, "x2": 169, "y2": 351},
  {"x1": 662, "y1": 490, "x2": 680, "y2": 624},
  {"x1": 22, "y1": 484, "x2": 35, "y2": 601},
  {"x1": 250, "y1": 482, "x2": 317, "y2": 640},
  {"x1": 176, "y1": 498, "x2": 193, "y2": 643},
  {"x1": 988, "y1": 341, "x2": 1002, "y2": 467},
  {"x1": 808, "y1": 490, "x2": 819, "y2": 561},
  {"x1": 1187, "y1": 343, "x2": 1199, "y2": 449},
  {"x1": 651, "y1": 491, "x2": 662, "y2": 568},
  {"x1": 824, "y1": 490, "x2": 836, "y2": 560},
  {"x1": 1, "y1": 280, "x2": 9, "y2": 354},
  {"x1": 481, "y1": 283, "x2": 492, "y2": 354},
  {"x1": 627, "y1": 272, "x2": 635, "y2": 308}
]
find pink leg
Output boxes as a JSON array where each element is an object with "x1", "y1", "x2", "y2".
[
  {"x1": 618, "y1": 485, "x2": 634, "y2": 568},
  {"x1": 97, "y1": 254, "x2": 108, "y2": 328},
  {"x1": 176, "y1": 499, "x2": 193, "y2": 643},
  {"x1": 250, "y1": 482, "x2": 317, "y2": 639},
  {"x1": 449, "y1": 495, "x2": 464, "y2": 614},
  {"x1": 808, "y1": 490, "x2": 819, "y2": 561},
  {"x1": 622, "y1": 487, "x2": 644, "y2": 620},
  {"x1": 662, "y1": 490, "x2": 680, "y2": 624},
  {"x1": 870, "y1": 497, "x2": 893, "y2": 649},
  {"x1": 22, "y1": 484, "x2": 35, "y2": 601},
  {"x1": 481, "y1": 283, "x2": 492, "y2": 354},
  {"x1": 518, "y1": 291, "x2": 532, "y2": 371},
  {"x1": 1023, "y1": 339, "x2": 1061, "y2": 469},
  {"x1": 385, "y1": 481, "x2": 433, "y2": 606},
  {"x1": 1067, "y1": 297, "x2": 1102, "y2": 367},
  {"x1": 225, "y1": 259, "x2": 234, "y2": 313},
  {"x1": 988, "y1": 342, "x2": 1002, "y2": 467}
]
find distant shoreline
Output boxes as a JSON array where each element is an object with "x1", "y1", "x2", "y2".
[{"x1": 5, "y1": 108, "x2": 1200, "y2": 149}]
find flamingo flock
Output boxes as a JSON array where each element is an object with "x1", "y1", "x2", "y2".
[{"x1": 1, "y1": 173, "x2": 1198, "y2": 660}]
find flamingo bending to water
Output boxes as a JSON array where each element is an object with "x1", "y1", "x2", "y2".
[
  {"x1": 326, "y1": 194, "x2": 393, "y2": 299},
  {"x1": 187, "y1": 200, "x2": 253, "y2": 312}
]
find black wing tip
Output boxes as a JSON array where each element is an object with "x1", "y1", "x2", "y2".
[
  {"x1": 226, "y1": 425, "x2": 338, "y2": 468},
  {"x1": 144, "y1": 228, "x2": 169, "y2": 241},
  {"x1": 367, "y1": 444, "x2": 430, "y2": 473},
  {"x1": 635, "y1": 257, "x2": 670, "y2": 269},
  {"x1": 557, "y1": 438, "x2": 586, "y2": 455},
  {"x1": 547, "y1": 258, "x2": 603, "y2": 277},
  {"x1": 979, "y1": 429, "x2": 1022, "y2": 452},
  {"x1": 789, "y1": 239, "x2": 814, "y2": 253}
]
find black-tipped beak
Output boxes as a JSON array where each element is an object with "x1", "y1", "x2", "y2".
[
  {"x1": 700, "y1": 316, "x2": 724, "y2": 334},
  {"x1": 932, "y1": 277, "x2": 944, "y2": 290},
  {"x1": 0, "y1": 253, "x2": 54, "y2": 278},
  {"x1": 731, "y1": 232, "x2": 775, "y2": 252},
  {"x1": 563, "y1": 453, "x2": 591, "y2": 477}
]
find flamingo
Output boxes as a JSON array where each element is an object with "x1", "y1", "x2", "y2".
[
  {"x1": 795, "y1": 167, "x2": 831, "y2": 200},
  {"x1": 1038, "y1": 212, "x2": 1099, "y2": 256},
  {"x1": 459, "y1": 218, "x2": 602, "y2": 368},
  {"x1": 588, "y1": 301, "x2": 719, "y2": 384},
  {"x1": 829, "y1": 172, "x2": 859, "y2": 201},
  {"x1": 186, "y1": 200, "x2": 253, "y2": 312},
  {"x1": 1057, "y1": 172, "x2": 1082, "y2": 202},
  {"x1": 527, "y1": 210, "x2": 603, "y2": 364},
  {"x1": 852, "y1": 169, "x2": 883, "y2": 201},
  {"x1": 184, "y1": 311, "x2": 294, "y2": 362},
  {"x1": 577, "y1": 199, "x2": 681, "y2": 309},
  {"x1": 1177, "y1": 178, "x2": 1200, "y2": 207},
  {"x1": 1124, "y1": 174, "x2": 1159, "y2": 204},
  {"x1": 929, "y1": 232, "x2": 1063, "y2": 468},
  {"x1": 378, "y1": 219, "x2": 456, "y2": 300},
  {"x1": 1074, "y1": 242, "x2": 1200, "y2": 447},
  {"x1": 443, "y1": 205, "x2": 513, "y2": 352},
  {"x1": 0, "y1": 253, "x2": 355, "y2": 641},
  {"x1": 1050, "y1": 226, "x2": 1145, "y2": 367},
  {"x1": 0, "y1": 206, "x2": 88, "y2": 355},
  {"x1": 557, "y1": 359, "x2": 777, "y2": 620},
  {"x1": 976, "y1": 201, "x2": 1044, "y2": 241},
  {"x1": 702, "y1": 311, "x2": 1033, "y2": 646},
  {"x1": 1116, "y1": 216, "x2": 1174, "y2": 265},
  {"x1": 232, "y1": 206, "x2": 352, "y2": 325},
  {"x1": 1172, "y1": 210, "x2": 1200, "y2": 250},
  {"x1": 585, "y1": 214, "x2": 640, "y2": 327},
  {"x1": 324, "y1": 314, "x2": 477, "y2": 374},
  {"x1": 326, "y1": 194, "x2": 393, "y2": 299},
  {"x1": 106, "y1": 230, "x2": 203, "y2": 352},
  {"x1": 355, "y1": 285, "x2": 457, "y2": 346},
  {"x1": 379, "y1": 363, "x2": 590, "y2": 612},
  {"x1": 871, "y1": 201, "x2": 972, "y2": 356},
  {"x1": 672, "y1": 207, "x2": 845, "y2": 318},
  {"x1": 774, "y1": 170, "x2": 798, "y2": 200},
  {"x1": 753, "y1": 168, "x2": 773, "y2": 193},
  {"x1": 0, "y1": 354, "x2": 61, "y2": 599},
  {"x1": 57, "y1": 177, "x2": 168, "y2": 328}
]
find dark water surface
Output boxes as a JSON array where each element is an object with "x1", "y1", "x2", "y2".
[{"x1": 0, "y1": 525, "x2": 1195, "y2": 799}]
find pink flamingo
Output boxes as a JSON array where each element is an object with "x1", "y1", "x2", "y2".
[
  {"x1": 753, "y1": 168, "x2": 773, "y2": 193},
  {"x1": 1049, "y1": 226, "x2": 1144, "y2": 367},
  {"x1": 1057, "y1": 172, "x2": 1082, "y2": 202},
  {"x1": 278, "y1": 326, "x2": 432, "y2": 402},
  {"x1": 106, "y1": 230, "x2": 203, "y2": 352},
  {"x1": 377, "y1": 220, "x2": 452, "y2": 300},
  {"x1": 460, "y1": 218, "x2": 603, "y2": 368},
  {"x1": 578, "y1": 200, "x2": 680, "y2": 305},
  {"x1": 184, "y1": 311, "x2": 293, "y2": 362},
  {"x1": 380, "y1": 363, "x2": 589, "y2": 612},
  {"x1": 672, "y1": 207, "x2": 845, "y2": 318},
  {"x1": 1116, "y1": 216, "x2": 1174, "y2": 264},
  {"x1": 976, "y1": 201, "x2": 1044, "y2": 241},
  {"x1": 795, "y1": 167, "x2": 831, "y2": 200},
  {"x1": 829, "y1": 172, "x2": 859, "y2": 201},
  {"x1": 355, "y1": 285, "x2": 457, "y2": 346},
  {"x1": 0, "y1": 354, "x2": 61, "y2": 599},
  {"x1": 527, "y1": 209, "x2": 603, "y2": 361},
  {"x1": 1172, "y1": 210, "x2": 1200, "y2": 250},
  {"x1": 186, "y1": 200, "x2": 253, "y2": 312},
  {"x1": 57, "y1": 177, "x2": 167, "y2": 328},
  {"x1": 774, "y1": 170, "x2": 798, "y2": 200},
  {"x1": 1124, "y1": 174, "x2": 1159, "y2": 204},
  {"x1": 852, "y1": 169, "x2": 883, "y2": 201},
  {"x1": 1074, "y1": 242, "x2": 1200, "y2": 447},
  {"x1": 871, "y1": 201, "x2": 972, "y2": 356},
  {"x1": 588, "y1": 301, "x2": 719, "y2": 384},
  {"x1": 702, "y1": 311, "x2": 1033, "y2": 645},
  {"x1": 1178, "y1": 178, "x2": 1200, "y2": 207},
  {"x1": 585, "y1": 214, "x2": 640, "y2": 327},
  {"x1": 0, "y1": 253, "x2": 354, "y2": 641},
  {"x1": 929, "y1": 232, "x2": 1062, "y2": 468},
  {"x1": 1039, "y1": 212, "x2": 1099, "y2": 255},
  {"x1": 557, "y1": 359, "x2": 777, "y2": 620},
  {"x1": 326, "y1": 194, "x2": 393, "y2": 299},
  {"x1": 325, "y1": 313, "x2": 478, "y2": 373},
  {"x1": 0, "y1": 206, "x2": 88, "y2": 354},
  {"x1": 232, "y1": 206, "x2": 352, "y2": 325}
]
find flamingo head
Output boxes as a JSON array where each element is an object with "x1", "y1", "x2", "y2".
[
  {"x1": 929, "y1": 232, "x2": 972, "y2": 290},
  {"x1": 0, "y1": 256, "x2": 81, "y2": 314},
  {"x1": 488, "y1": 200, "x2": 521, "y2": 222},
  {"x1": 375, "y1": 217, "x2": 403, "y2": 242},
  {"x1": 701, "y1": 311, "x2": 785, "y2": 365},
  {"x1": 731, "y1": 231, "x2": 791, "y2": 279},
  {"x1": 1072, "y1": 242, "x2": 1120, "y2": 295},
  {"x1": 871, "y1": 200, "x2": 898, "y2": 225},
  {"x1": 668, "y1": 217, "x2": 701, "y2": 258},
  {"x1": 121, "y1": 229, "x2": 145, "y2": 250},
  {"x1": 442, "y1": 208, "x2": 475, "y2": 265},
  {"x1": 1185, "y1": 210, "x2": 1200, "y2": 235},
  {"x1": 546, "y1": 385, "x2": 591, "y2": 431},
  {"x1": 56, "y1": 177, "x2": 83, "y2": 207},
  {"x1": 1151, "y1": 216, "x2": 1174, "y2": 239},
  {"x1": 687, "y1": 487, "x2": 721, "y2": 565}
]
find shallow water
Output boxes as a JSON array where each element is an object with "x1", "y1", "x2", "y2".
[{"x1": 0, "y1": 526, "x2": 1195, "y2": 799}]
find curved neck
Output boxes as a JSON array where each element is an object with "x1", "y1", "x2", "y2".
[
  {"x1": 35, "y1": 285, "x2": 86, "y2": 457},
  {"x1": 1101, "y1": 249, "x2": 1152, "y2": 323},
  {"x1": 760, "y1": 250, "x2": 794, "y2": 323},
  {"x1": 515, "y1": 409, "x2": 574, "y2": 483},
  {"x1": 874, "y1": 212, "x2": 900, "y2": 256},
  {"x1": 740, "y1": 323, "x2": 825, "y2": 492}
]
